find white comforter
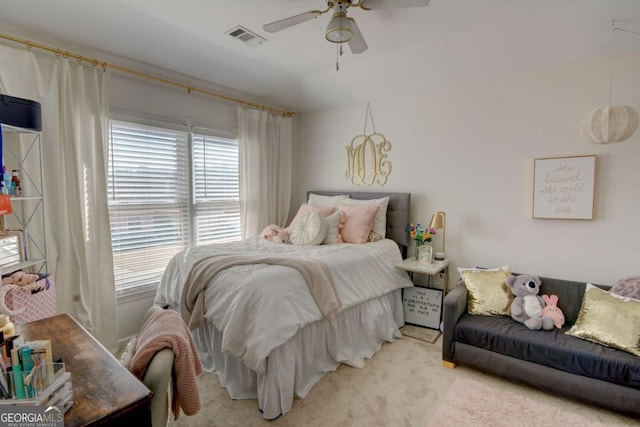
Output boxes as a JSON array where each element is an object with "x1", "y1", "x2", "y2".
[{"x1": 154, "y1": 237, "x2": 412, "y2": 375}]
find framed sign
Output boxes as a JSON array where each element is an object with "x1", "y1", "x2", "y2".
[
  {"x1": 403, "y1": 287, "x2": 442, "y2": 330},
  {"x1": 418, "y1": 245, "x2": 433, "y2": 264},
  {"x1": 533, "y1": 155, "x2": 596, "y2": 220}
]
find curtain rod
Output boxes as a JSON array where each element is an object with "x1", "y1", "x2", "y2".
[{"x1": 0, "y1": 31, "x2": 295, "y2": 117}]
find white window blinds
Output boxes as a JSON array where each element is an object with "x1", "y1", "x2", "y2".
[
  {"x1": 107, "y1": 120, "x2": 240, "y2": 293},
  {"x1": 108, "y1": 120, "x2": 189, "y2": 292},
  {"x1": 192, "y1": 134, "x2": 241, "y2": 246}
]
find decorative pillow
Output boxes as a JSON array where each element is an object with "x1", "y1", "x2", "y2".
[
  {"x1": 339, "y1": 203, "x2": 379, "y2": 244},
  {"x1": 458, "y1": 265, "x2": 512, "y2": 316},
  {"x1": 322, "y1": 210, "x2": 344, "y2": 244},
  {"x1": 288, "y1": 203, "x2": 335, "y2": 228},
  {"x1": 340, "y1": 196, "x2": 389, "y2": 240},
  {"x1": 566, "y1": 284, "x2": 640, "y2": 357},
  {"x1": 609, "y1": 276, "x2": 640, "y2": 300},
  {"x1": 288, "y1": 210, "x2": 328, "y2": 246},
  {"x1": 307, "y1": 193, "x2": 349, "y2": 209}
]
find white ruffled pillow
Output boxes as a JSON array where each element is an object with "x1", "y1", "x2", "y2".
[
  {"x1": 322, "y1": 210, "x2": 344, "y2": 244},
  {"x1": 289, "y1": 210, "x2": 328, "y2": 246},
  {"x1": 307, "y1": 193, "x2": 349, "y2": 209}
]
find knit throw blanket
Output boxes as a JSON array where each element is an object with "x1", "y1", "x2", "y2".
[
  {"x1": 180, "y1": 254, "x2": 343, "y2": 331},
  {"x1": 130, "y1": 309, "x2": 203, "y2": 419}
]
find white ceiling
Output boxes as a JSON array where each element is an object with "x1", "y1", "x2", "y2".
[{"x1": 1, "y1": 0, "x2": 639, "y2": 113}]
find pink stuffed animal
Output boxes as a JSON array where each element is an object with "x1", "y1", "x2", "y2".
[
  {"x1": 260, "y1": 224, "x2": 290, "y2": 243},
  {"x1": 541, "y1": 294, "x2": 565, "y2": 329}
]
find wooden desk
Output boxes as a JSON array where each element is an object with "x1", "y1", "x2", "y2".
[{"x1": 17, "y1": 314, "x2": 152, "y2": 427}]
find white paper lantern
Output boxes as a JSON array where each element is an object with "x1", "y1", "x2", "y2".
[{"x1": 580, "y1": 105, "x2": 639, "y2": 144}]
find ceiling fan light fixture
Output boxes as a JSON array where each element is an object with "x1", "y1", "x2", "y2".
[{"x1": 326, "y1": 13, "x2": 353, "y2": 43}]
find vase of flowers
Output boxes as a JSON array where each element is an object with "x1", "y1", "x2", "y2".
[{"x1": 405, "y1": 223, "x2": 436, "y2": 260}]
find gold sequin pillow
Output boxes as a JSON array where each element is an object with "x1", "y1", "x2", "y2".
[
  {"x1": 566, "y1": 284, "x2": 640, "y2": 357},
  {"x1": 458, "y1": 265, "x2": 512, "y2": 316}
]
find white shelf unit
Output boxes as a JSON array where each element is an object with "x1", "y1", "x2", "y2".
[{"x1": 0, "y1": 123, "x2": 47, "y2": 274}]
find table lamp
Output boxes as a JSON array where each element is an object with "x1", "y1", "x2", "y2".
[{"x1": 429, "y1": 211, "x2": 446, "y2": 253}]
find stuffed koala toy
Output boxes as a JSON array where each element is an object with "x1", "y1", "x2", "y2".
[
  {"x1": 260, "y1": 224, "x2": 290, "y2": 243},
  {"x1": 506, "y1": 274, "x2": 554, "y2": 331}
]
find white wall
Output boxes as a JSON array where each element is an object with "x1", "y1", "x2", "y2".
[
  {"x1": 296, "y1": 51, "x2": 640, "y2": 288},
  {"x1": 109, "y1": 74, "x2": 237, "y2": 130}
]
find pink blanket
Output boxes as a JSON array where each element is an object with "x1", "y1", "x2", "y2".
[{"x1": 130, "y1": 309, "x2": 203, "y2": 419}]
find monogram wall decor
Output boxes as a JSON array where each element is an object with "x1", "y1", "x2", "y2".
[{"x1": 345, "y1": 103, "x2": 392, "y2": 187}]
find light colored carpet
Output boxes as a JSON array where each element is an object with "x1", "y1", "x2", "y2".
[
  {"x1": 430, "y1": 377, "x2": 605, "y2": 427},
  {"x1": 169, "y1": 336, "x2": 637, "y2": 427},
  {"x1": 400, "y1": 324, "x2": 441, "y2": 344}
]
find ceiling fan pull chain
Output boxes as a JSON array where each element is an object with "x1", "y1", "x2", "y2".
[{"x1": 336, "y1": 43, "x2": 340, "y2": 71}]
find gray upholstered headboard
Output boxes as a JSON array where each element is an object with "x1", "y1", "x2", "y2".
[{"x1": 307, "y1": 190, "x2": 411, "y2": 257}]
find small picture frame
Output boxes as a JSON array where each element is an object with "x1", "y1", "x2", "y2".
[{"x1": 418, "y1": 245, "x2": 433, "y2": 264}]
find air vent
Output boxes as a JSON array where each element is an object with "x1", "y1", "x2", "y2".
[{"x1": 226, "y1": 26, "x2": 267, "y2": 47}]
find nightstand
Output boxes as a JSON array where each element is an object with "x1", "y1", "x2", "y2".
[
  {"x1": 395, "y1": 258, "x2": 450, "y2": 295},
  {"x1": 395, "y1": 258, "x2": 450, "y2": 330}
]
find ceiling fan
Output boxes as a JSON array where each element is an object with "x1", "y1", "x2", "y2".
[{"x1": 263, "y1": 0, "x2": 431, "y2": 55}]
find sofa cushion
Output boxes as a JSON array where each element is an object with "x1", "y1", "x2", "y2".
[{"x1": 454, "y1": 314, "x2": 640, "y2": 388}]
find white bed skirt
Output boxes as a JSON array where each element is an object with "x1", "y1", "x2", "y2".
[{"x1": 192, "y1": 289, "x2": 405, "y2": 419}]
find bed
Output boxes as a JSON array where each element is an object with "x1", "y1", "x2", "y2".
[{"x1": 154, "y1": 191, "x2": 412, "y2": 419}]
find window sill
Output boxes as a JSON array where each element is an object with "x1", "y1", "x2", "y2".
[{"x1": 116, "y1": 283, "x2": 158, "y2": 304}]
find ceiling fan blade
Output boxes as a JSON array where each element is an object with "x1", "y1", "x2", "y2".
[
  {"x1": 263, "y1": 10, "x2": 322, "y2": 33},
  {"x1": 360, "y1": 0, "x2": 431, "y2": 10},
  {"x1": 347, "y1": 18, "x2": 368, "y2": 54}
]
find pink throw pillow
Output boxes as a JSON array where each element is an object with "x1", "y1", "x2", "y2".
[
  {"x1": 339, "y1": 203, "x2": 379, "y2": 244},
  {"x1": 610, "y1": 276, "x2": 640, "y2": 300},
  {"x1": 288, "y1": 203, "x2": 335, "y2": 228}
]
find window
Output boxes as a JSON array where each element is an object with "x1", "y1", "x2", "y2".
[
  {"x1": 192, "y1": 133, "x2": 241, "y2": 246},
  {"x1": 107, "y1": 120, "x2": 240, "y2": 294}
]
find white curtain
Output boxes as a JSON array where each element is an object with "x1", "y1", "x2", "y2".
[
  {"x1": 0, "y1": 44, "x2": 118, "y2": 352},
  {"x1": 237, "y1": 107, "x2": 292, "y2": 238}
]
